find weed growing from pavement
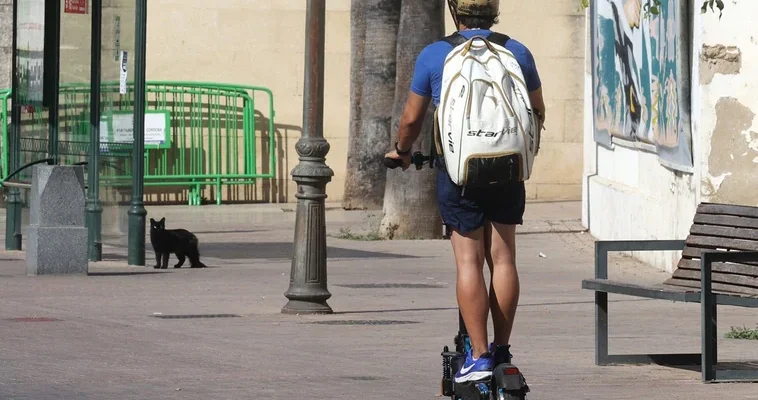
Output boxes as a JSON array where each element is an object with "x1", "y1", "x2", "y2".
[{"x1": 725, "y1": 325, "x2": 758, "y2": 340}]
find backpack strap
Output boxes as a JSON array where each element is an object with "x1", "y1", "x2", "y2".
[
  {"x1": 487, "y1": 32, "x2": 511, "y2": 47},
  {"x1": 433, "y1": 34, "x2": 468, "y2": 170},
  {"x1": 441, "y1": 33, "x2": 468, "y2": 47},
  {"x1": 443, "y1": 32, "x2": 510, "y2": 47}
]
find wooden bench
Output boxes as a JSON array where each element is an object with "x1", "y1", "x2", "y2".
[{"x1": 582, "y1": 202, "x2": 758, "y2": 383}]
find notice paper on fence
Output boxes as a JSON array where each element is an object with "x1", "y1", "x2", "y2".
[
  {"x1": 101, "y1": 112, "x2": 171, "y2": 148},
  {"x1": 119, "y1": 51, "x2": 128, "y2": 95}
]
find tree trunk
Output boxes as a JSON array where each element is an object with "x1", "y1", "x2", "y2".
[
  {"x1": 342, "y1": 0, "x2": 401, "y2": 210},
  {"x1": 380, "y1": 0, "x2": 445, "y2": 239}
]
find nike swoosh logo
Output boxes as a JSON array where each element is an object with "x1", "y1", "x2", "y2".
[{"x1": 460, "y1": 363, "x2": 476, "y2": 374}]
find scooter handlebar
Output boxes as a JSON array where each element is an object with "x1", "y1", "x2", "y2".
[
  {"x1": 383, "y1": 157, "x2": 405, "y2": 169},
  {"x1": 383, "y1": 152, "x2": 432, "y2": 170}
]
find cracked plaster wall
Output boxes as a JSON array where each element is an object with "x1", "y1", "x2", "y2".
[{"x1": 698, "y1": 10, "x2": 758, "y2": 206}]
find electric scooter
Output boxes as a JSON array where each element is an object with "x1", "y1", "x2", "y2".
[
  {"x1": 440, "y1": 311, "x2": 530, "y2": 400},
  {"x1": 384, "y1": 154, "x2": 530, "y2": 400}
]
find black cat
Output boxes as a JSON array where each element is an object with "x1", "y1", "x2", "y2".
[{"x1": 149, "y1": 218, "x2": 208, "y2": 269}]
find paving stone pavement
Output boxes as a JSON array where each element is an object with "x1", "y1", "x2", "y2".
[{"x1": 1, "y1": 201, "x2": 757, "y2": 399}]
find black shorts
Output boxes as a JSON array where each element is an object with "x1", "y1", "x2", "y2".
[{"x1": 436, "y1": 169, "x2": 526, "y2": 234}]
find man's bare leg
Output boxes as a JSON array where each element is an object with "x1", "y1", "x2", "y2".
[
  {"x1": 450, "y1": 227, "x2": 489, "y2": 358},
  {"x1": 485, "y1": 221, "x2": 520, "y2": 346}
]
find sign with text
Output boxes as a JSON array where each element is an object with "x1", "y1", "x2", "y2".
[
  {"x1": 114, "y1": 16, "x2": 121, "y2": 60},
  {"x1": 64, "y1": 0, "x2": 87, "y2": 14},
  {"x1": 100, "y1": 111, "x2": 172, "y2": 149},
  {"x1": 119, "y1": 51, "x2": 128, "y2": 94}
]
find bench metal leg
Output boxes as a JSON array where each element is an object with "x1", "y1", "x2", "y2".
[
  {"x1": 595, "y1": 242, "x2": 609, "y2": 365},
  {"x1": 701, "y1": 253, "x2": 716, "y2": 382},
  {"x1": 593, "y1": 240, "x2": 699, "y2": 367},
  {"x1": 700, "y1": 251, "x2": 758, "y2": 383},
  {"x1": 595, "y1": 291, "x2": 609, "y2": 365}
]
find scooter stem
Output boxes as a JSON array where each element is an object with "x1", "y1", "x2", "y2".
[{"x1": 458, "y1": 310, "x2": 467, "y2": 336}]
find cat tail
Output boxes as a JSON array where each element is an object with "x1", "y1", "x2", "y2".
[{"x1": 189, "y1": 237, "x2": 208, "y2": 268}]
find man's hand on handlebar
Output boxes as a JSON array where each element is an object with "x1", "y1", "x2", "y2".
[{"x1": 383, "y1": 149, "x2": 413, "y2": 171}]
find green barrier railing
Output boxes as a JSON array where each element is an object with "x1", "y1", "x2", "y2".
[{"x1": 1, "y1": 81, "x2": 277, "y2": 205}]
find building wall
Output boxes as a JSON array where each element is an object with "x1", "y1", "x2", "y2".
[
  {"x1": 583, "y1": 2, "x2": 758, "y2": 273},
  {"x1": 143, "y1": 0, "x2": 349, "y2": 204},
  {"x1": 697, "y1": 5, "x2": 758, "y2": 207},
  {"x1": 0, "y1": 1, "x2": 587, "y2": 204},
  {"x1": 142, "y1": 0, "x2": 586, "y2": 204},
  {"x1": 462, "y1": 0, "x2": 587, "y2": 201},
  {"x1": 582, "y1": 2, "x2": 700, "y2": 273}
]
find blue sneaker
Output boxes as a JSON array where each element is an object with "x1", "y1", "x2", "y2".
[{"x1": 455, "y1": 351, "x2": 494, "y2": 383}]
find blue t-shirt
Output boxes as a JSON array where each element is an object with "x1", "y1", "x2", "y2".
[{"x1": 410, "y1": 29, "x2": 541, "y2": 107}]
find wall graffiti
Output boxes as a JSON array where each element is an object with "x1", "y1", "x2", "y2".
[{"x1": 592, "y1": 0, "x2": 693, "y2": 171}]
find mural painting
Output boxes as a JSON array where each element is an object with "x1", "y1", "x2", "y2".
[{"x1": 592, "y1": 0, "x2": 693, "y2": 171}]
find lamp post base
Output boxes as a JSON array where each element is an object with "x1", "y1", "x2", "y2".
[
  {"x1": 281, "y1": 299, "x2": 333, "y2": 315},
  {"x1": 281, "y1": 137, "x2": 334, "y2": 315}
]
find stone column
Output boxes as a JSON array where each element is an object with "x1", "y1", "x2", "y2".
[{"x1": 26, "y1": 165, "x2": 88, "y2": 275}]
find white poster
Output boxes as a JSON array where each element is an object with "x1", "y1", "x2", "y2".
[
  {"x1": 144, "y1": 113, "x2": 168, "y2": 146},
  {"x1": 112, "y1": 113, "x2": 134, "y2": 143},
  {"x1": 104, "y1": 112, "x2": 170, "y2": 148},
  {"x1": 99, "y1": 119, "x2": 110, "y2": 152},
  {"x1": 119, "y1": 51, "x2": 128, "y2": 95}
]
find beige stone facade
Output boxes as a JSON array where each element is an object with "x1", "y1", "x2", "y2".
[
  {"x1": 142, "y1": 0, "x2": 586, "y2": 204},
  {"x1": 1, "y1": 0, "x2": 586, "y2": 204}
]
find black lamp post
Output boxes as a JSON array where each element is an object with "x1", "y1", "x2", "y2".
[
  {"x1": 127, "y1": 0, "x2": 148, "y2": 266},
  {"x1": 282, "y1": 0, "x2": 334, "y2": 315}
]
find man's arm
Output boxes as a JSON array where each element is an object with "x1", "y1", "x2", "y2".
[
  {"x1": 396, "y1": 92, "x2": 432, "y2": 152},
  {"x1": 517, "y1": 42, "x2": 545, "y2": 126},
  {"x1": 529, "y1": 87, "x2": 546, "y2": 128},
  {"x1": 385, "y1": 45, "x2": 434, "y2": 169},
  {"x1": 384, "y1": 92, "x2": 432, "y2": 170}
]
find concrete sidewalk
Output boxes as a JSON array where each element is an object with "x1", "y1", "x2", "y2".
[{"x1": 1, "y1": 201, "x2": 757, "y2": 399}]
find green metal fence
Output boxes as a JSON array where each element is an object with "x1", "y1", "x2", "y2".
[{"x1": 1, "y1": 81, "x2": 277, "y2": 205}]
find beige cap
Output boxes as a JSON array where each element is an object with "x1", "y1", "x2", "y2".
[{"x1": 452, "y1": 0, "x2": 500, "y2": 17}]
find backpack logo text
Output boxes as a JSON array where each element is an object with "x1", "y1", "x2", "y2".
[{"x1": 466, "y1": 127, "x2": 517, "y2": 138}]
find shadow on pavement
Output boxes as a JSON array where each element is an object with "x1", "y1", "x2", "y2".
[
  {"x1": 335, "y1": 307, "x2": 459, "y2": 315},
  {"x1": 647, "y1": 361, "x2": 758, "y2": 376},
  {"x1": 198, "y1": 242, "x2": 418, "y2": 261},
  {"x1": 87, "y1": 271, "x2": 171, "y2": 277},
  {"x1": 98, "y1": 242, "x2": 416, "y2": 261}
]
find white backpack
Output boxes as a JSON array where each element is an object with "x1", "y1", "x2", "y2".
[{"x1": 434, "y1": 33, "x2": 540, "y2": 188}]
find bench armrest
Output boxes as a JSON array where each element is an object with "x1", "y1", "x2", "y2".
[{"x1": 595, "y1": 240, "x2": 686, "y2": 279}]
